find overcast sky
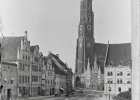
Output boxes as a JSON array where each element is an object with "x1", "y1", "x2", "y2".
[{"x1": 0, "y1": 0, "x2": 131, "y2": 72}]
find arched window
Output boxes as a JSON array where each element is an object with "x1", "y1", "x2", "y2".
[{"x1": 118, "y1": 87, "x2": 121, "y2": 92}]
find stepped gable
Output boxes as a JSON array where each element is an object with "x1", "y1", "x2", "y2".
[
  {"x1": 106, "y1": 43, "x2": 131, "y2": 66},
  {"x1": 30, "y1": 46, "x2": 36, "y2": 54},
  {"x1": 0, "y1": 37, "x2": 23, "y2": 61}
]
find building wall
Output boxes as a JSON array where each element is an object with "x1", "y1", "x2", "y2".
[
  {"x1": 44, "y1": 58, "x2": 55, "y2": 95},
  {"x1": 17, "y1": 37, "x2": 32, "y2": 97},
  {"x1": 1, "y1": 62, "x2": 17, "y2": 100},
  {"x1": 30, "y1": 46, "x2": 43, "y2": 96},
  {"x1": 104, "y1": 65, "x2": 131, "y2": 96}
]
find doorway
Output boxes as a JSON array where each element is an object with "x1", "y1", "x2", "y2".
[{"x1": 7, "y1": 89, "x2": 11, "y2": 100}]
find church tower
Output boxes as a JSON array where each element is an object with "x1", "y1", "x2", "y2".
[{"x1": 75, "y1": 0, "x2": 95, "y2": 74}]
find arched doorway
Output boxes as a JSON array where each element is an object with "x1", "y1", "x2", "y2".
[{"x1": 75, "y1": 76, "x2": 81, "y2": 89}]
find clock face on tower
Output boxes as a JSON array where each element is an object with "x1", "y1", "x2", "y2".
[{"x1": 80, "y1": 25, "x2": 83, "y2": 31}]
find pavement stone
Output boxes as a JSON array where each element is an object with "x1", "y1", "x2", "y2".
[{"x1": 93, "y1": 95, "x2": 114, "y2": 100}]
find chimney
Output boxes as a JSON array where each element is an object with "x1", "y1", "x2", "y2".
[
  {"x1": 48, "y1": 51, "x2": 51, "y2": 54},
  {"x1": 25, "y1": 30, "x2": 28, "y2": 39}
]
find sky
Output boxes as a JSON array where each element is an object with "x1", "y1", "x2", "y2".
[{"x1": 0, "y1": 0, "x2": 131, "y2": 72}]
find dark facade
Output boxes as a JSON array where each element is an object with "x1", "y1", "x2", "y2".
[{"x1": 75, "y1": 0, "x2": 95, "y2": 74}]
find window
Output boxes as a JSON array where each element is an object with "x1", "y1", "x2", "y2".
[
  {"x1": 28, "y1": 65, "x2": 30, "y2": 71},
  {"x1": 28, "y1": 76, "x2": 30, "y2": 83},
  {"x1": 87, "y1": 17, "x2": 91, "y2": 22},
  {"x1": 28, "y1": 56, "x2": 30, "y2": 61},
  {"x1": 107, "y1": 78, "x2": 113, "y2": 83},
  {"x1": 19, "y1": 63, "x2": 22, "y2": 71},
  {"x1": 88, "y1": 4, "x2": 91, "y2": 9},
  {"x1": 87, "y1": 25, "x2": 91, "y2": 30},
  {"x1": 109, "y1": 87, "x2": 111, "y2": 91},
  {"x1": 25, "y1": 76, "x2": 27, "y2": 83},
  {"x1": 26, "y1": 55, "x2": 27, "y2": 60},
  {"x1": 19, "y1": 76, "x2": 21, "y2": 83},
  {"x1": 117, "y1": 71, "x2": 123, "y2": 76},
  {"x1": 117, "y1": 78, "x2": 123, "y2": 84},
  {"x1": 127, "y1": 71, "x2": 131, "y2": 76},
  {"x1": 107, "y1": 71, "x2": 113, "y2": 76},
  {"x1": 22, "y1": 76, "x2": 24, "y2": 83},
  {"x1": 127, "y1": 78, "x2": 131, "y2": 84},
  {"x1": 118, "y1": 87, "x2": 121, "y2": 92},
  {"x1": 120, "y1": 72, "x2": 123, "y2": 76}
]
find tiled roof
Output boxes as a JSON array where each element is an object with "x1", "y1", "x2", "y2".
[
  {"x1": 94, "y1": 43, "x2": 107, "y2": 60},
  {"x1": 106, "y1": 43, "x2": 131, "y2": 66},
  {"x1": 51, "y1": 60, "x2": 66, "y2": 75},
  {"x1": 94, "y1": 42, "x2": 131, "y2": 74},
  {"x1": 50, "y1": 53, "x2": 69, "y2": 70},
  {"x1": 0, "y1": 37, "x2": 23, "y2": 61},
  {"x1": 94, "y1": 43, "x2": 107, "y2": 74},
  {"x1": 46, "y1": 53, "x2": 70, "y2": 75}
]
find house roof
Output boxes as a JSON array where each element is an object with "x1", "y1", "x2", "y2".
[
  {"x1": 51, "y1": 60, "x2": 66, "y2": 75},
  {"x1": 94, "y1": 43, "x2": 107, "y2": 60},
  {"x1": 106, "y1": 43, "x2": 131, "y2": 66},
  {"x1": 0, "y1": 37, "x2": 23, "y2": 61},
  {"x1": 93, "y1": 42, "x2": 131, "y2": 74},
  {"x1": 45, "y1": 52, "x2": 71, "y2": 75},
  {"x1": 94, "y1": 43, "x2": 107, "y2": 74},
  {"x1": 49, "y1": 53, "x2": 69, "y2": 70}
]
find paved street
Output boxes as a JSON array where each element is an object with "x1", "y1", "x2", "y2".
[{"x1": 24, "y1": 94, "x2": 114, "y2": 100}]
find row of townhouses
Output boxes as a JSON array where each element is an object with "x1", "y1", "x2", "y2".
[{"x1": 0, "y1": 32, "x2": 73, "y2": 100}]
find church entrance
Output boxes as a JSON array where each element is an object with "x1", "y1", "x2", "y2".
[{"x1": 75, "y1": 76, "x2": 81, "y2": 89}]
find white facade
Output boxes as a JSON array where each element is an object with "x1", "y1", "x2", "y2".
[
  {"x1": 104, "y1": 65, "x2": 131, "y2": 96},
  {"x1": 30, "y1": 46, "x2": 43, "y2": 96},
  {"x1": 45, "y1": 58, "x2": 55, "y2": 95},
  {"x1": 16, "y1": 35, "x2": 32, "y2": 97}
]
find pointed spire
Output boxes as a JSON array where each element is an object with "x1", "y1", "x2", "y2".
[
  {"x1": 87, "y1": 58, "x2": 90, "y2": 71},
  {"x1": 25, "y1": 30, "x2": 28, "y2": 39},
  {"x1": 94, "y1": 56, "x2": 98, "y2": 73},
  {"x1": 94, "y1": 56, "x2": 97, "y2": 68}
]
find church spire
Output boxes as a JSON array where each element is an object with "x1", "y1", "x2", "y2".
[{"x1": 75, "y1": 0, "x2": 94, "y2": 75}]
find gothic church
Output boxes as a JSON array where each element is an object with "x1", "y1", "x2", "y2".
[{"x1": 75, "y1": 0, "x2": 131, "y2": 90}]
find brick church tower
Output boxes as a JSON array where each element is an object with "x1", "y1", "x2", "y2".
[{"x1": 75, "y1": 0, "x2": 95, "y2": 75}]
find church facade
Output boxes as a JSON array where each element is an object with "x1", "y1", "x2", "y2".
[{"x1": 75, "y1": 0, "x2": 105, "y2": 90}]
